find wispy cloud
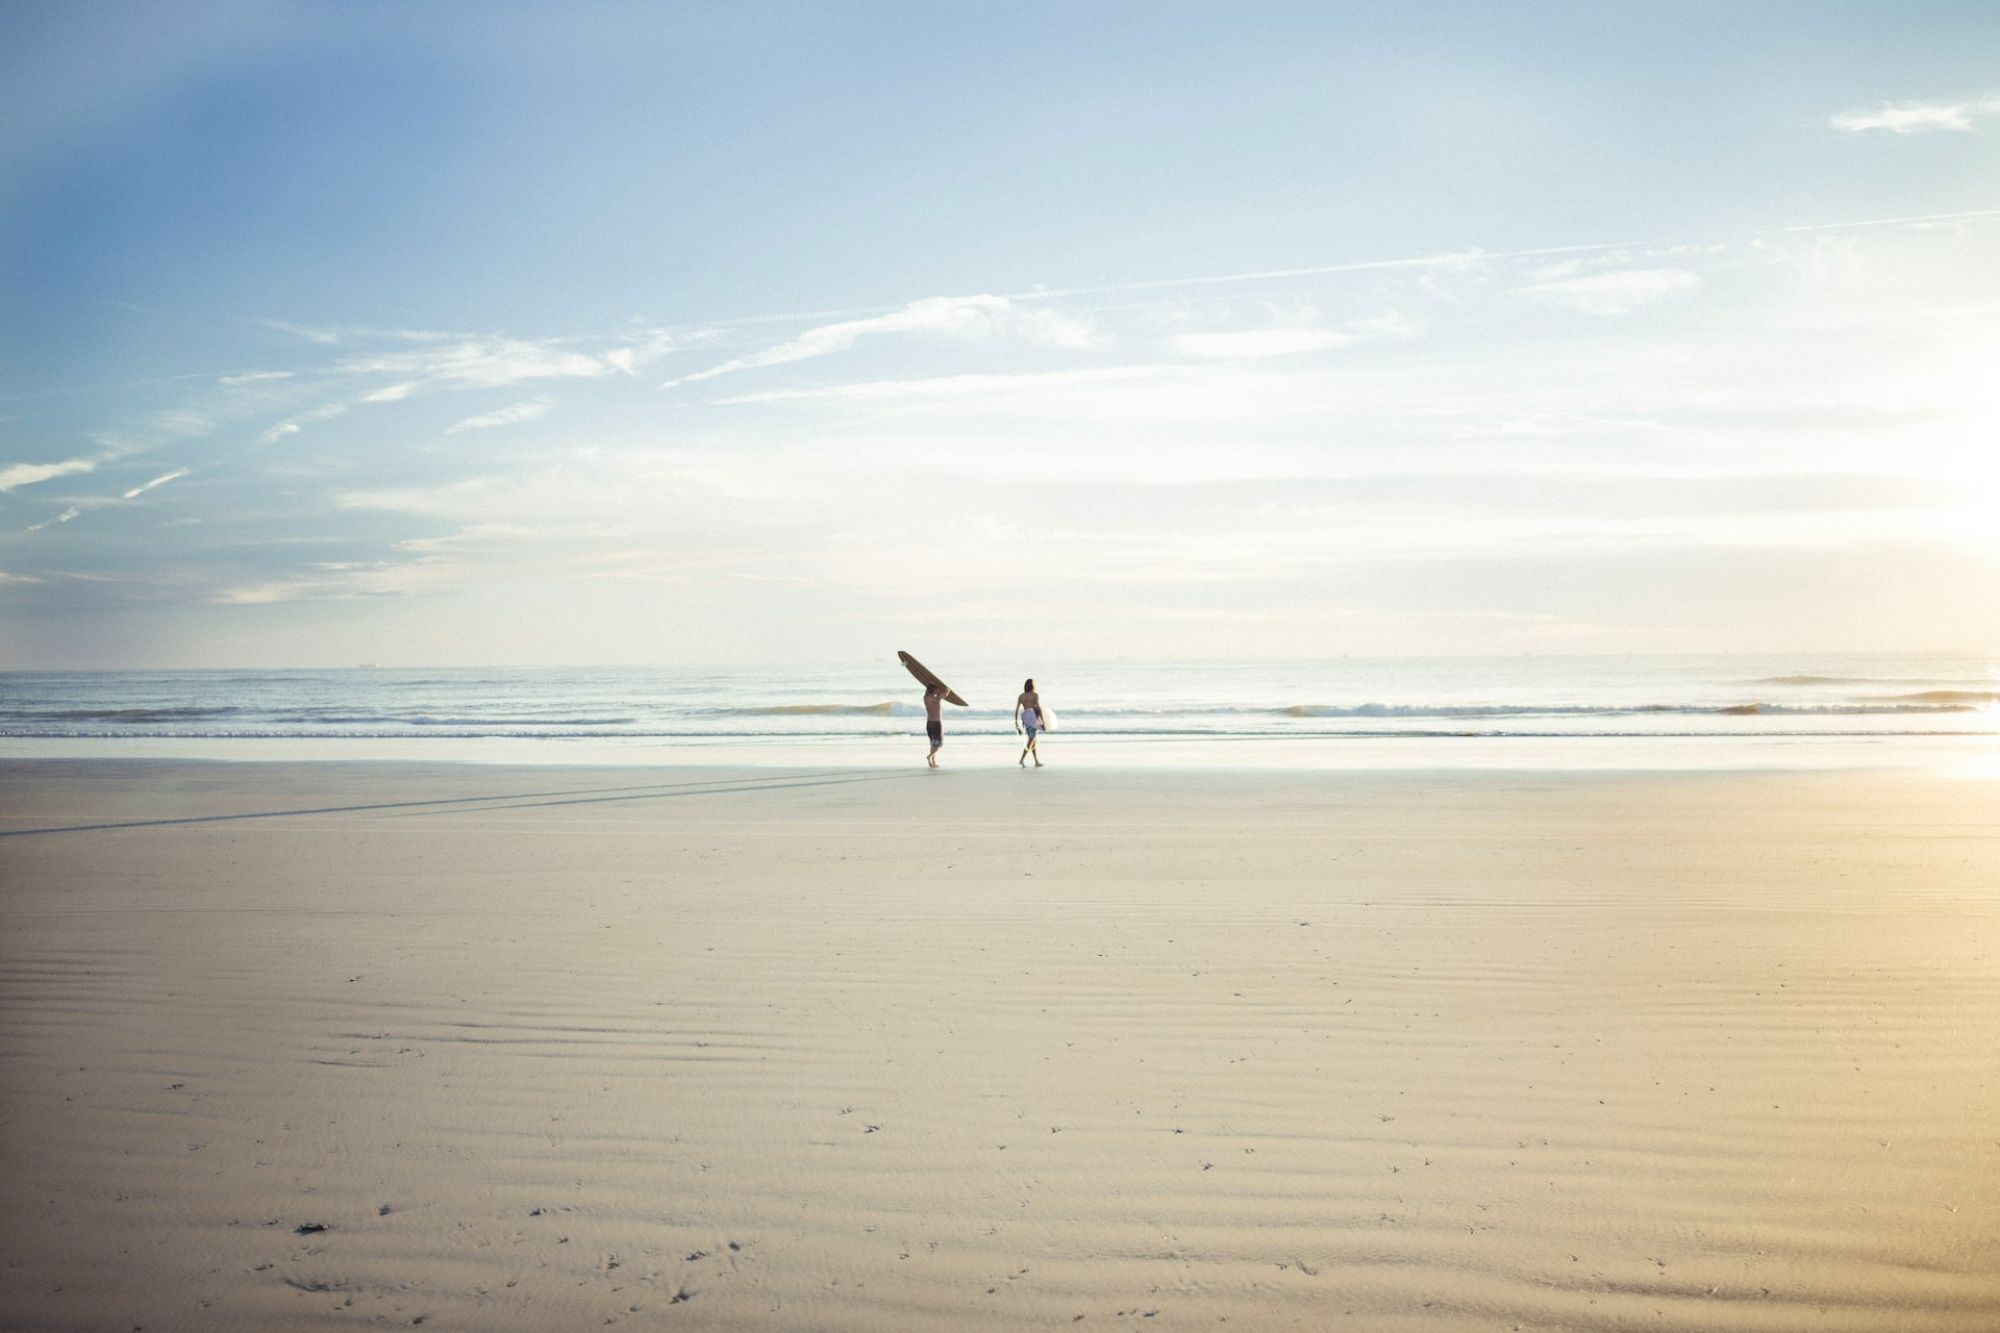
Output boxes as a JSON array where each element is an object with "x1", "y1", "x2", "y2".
[
  {"x1": 25, "y1": 506, "x2": 83, "y2": 532},
  {"x1": 446, "y1": 398, "x2": 553, "y2": 434},
  {"x1": 713, "y1": 366, "x2": 1170, "y2": 407},
  {"x1": 209, "y1": 555, "x2": 478, "y2": 605},
  {"x1": 669, "y1": 294, "x2": 1091, "y2": 387},
  {"x1": 337, "y1": 336, "x2": 619, "y2": 390},
  {"x1": 122, "y1": 468, "x2": 190, "y2": 499},
  {"x1": 1830, "y1": 94, "x2": 2000, "y2": 134},
  {"x1": 218, "y1": 328, "x2": 677, "y2": 455},
  {"x1": 604, "y1": 329, "x2": 696, "y2": 375},
  {"x1": 24, "y1": 211, "x2": 1997, "y2": 646},
  {"x1": 0, "y1": 570, "x2": 46, "y2": 585},
  {"x1": 1170, "y1": 327, "x2": 1355, "y2": 360},
  {"x1": 1781, "y1": 206, "x2": 2000, "y2": 233},
  {"x1": 246, "y1": 323, "x2": 655, "y2": 436},
  {"x1": 256, "y1": 402, "x2": 349, "y2": 444},
  {"x1": 0, "y1": 457, "x2": 97, "y2": 492},
  {"x1": 1160, "y1": 296, "x2": 1424, "y2": 364},
  {"x1": 1009, "y1": 241, "x2": 1645, "y2": 302},
  {"x1": 213, "y1": 574, "x2": 392, "y2": 605},
  {"x1": 1514, "y1": 267, "x2": 1701, "y2": 315},
  {"x1": 150, "y1": 409, "x2": 213, "y2": 438}
]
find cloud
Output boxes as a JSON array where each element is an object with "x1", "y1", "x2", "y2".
[
  {"x1": 234, "y1": 328, "x2": 647, "y2": 446},
  {"x1": 603, "y1": 328, "x2": 693, "y2": 374},
  {"x1": 256, "y1": 402, "x2": 349, "y2": 444},
  {"x1": 337, "y1": 459, "x2": 677, "y2": 526},
  {"x1": 713, "y1": 366, "x2": 1170, "y2": 406},
  {"x1": 242, "y1": 325, "x2": 673, "y2": 426},
  {"x1": 337, "y1": 336, "x2": 629, "y2": 391},
  {"x1": 25, "y1": 506, "x2": 82, "y2": 532},
  {"x1": 261, "y1": 319, "x2": 344, "y2": 345},
  {"x1": 150, "y1": 409, "x2": 213, "y2": 438},
  {"x1": 122, "y1": 468, "x2": 190, "y2": 499},
  {"x1": 0, "y1": 571, "x2": 46, "y2": 585},
  {"x1": 1012, "y1": 307, "x2": 1097, "y2": 350},
  {"x1": 1011, "y1": 240, "x2": 1635, "y2": 301},
  {"x1": 1346, "y1": 310, "x2": 1424, "y2": 339},
  {"x1": 1138, "y1": 302, "x2": 1419, "y2": 368},
  {"x1": 1514, "y1": 267, "x2": 1701, "y2": 315},
  {"x1": 205, "y1": 524, "x2": 764, "y2": 604},
  {"x1": 446, "y1": 398, "x2": 553, "y2": 434},
  {"x1": 213, "y1": 575, "x2": 383, "y2": 604},
  {"x1": 0, "y1": 457, "x2": 97, "y2": 492},
  {"x1": 1170, "y1": 327, "x2": 1355, "y2": 360},
  {"x1": 393, "y1": 523, "x2": 541, "y2": 553},
  {"x1": 670, "y1": 294, "x2": 1079, "y2": 386},
  {"x1": 1830, "y1": 95, "x2": 1999, "y2": 134},
  {"x1": 210, "y1": 557, "x2": 463, "y2": 604},
  {"x1": 1782, "y1": 206, "x2": 2000, "y2": 233}
]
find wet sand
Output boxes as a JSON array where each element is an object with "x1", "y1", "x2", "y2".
[{"x1": 2, "y1": 759, "x2": 1997, "y2": 1330}]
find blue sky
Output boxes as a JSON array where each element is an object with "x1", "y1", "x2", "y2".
[{"x1": 3, "y1": 1, "x2": 1997, "y2": 666}]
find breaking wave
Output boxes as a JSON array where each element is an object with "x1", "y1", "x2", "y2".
[
  {"x1": 3, "y1": 661, "x2": 1993, "y2": 749},
  {"x1": 1279, "y1": 702, "x2": 1975, "y2": 718},
  {"x1": 35, "y1": 707, "x2": 244, "y2": 722},
  {"x1": 1751, "y1": 675, "x2": 1995, "y2": 688},
  {"x1": 729, "y1": 702, "x2": 911, "y2": 717}
]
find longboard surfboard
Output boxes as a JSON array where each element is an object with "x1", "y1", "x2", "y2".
[{"x1": 898, "y1": 651, "x2": 968, "y2": 707}]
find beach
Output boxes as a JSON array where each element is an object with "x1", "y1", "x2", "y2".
[{"x1": 2, "y1": 758, "x2": 1997, "y2": 1331}]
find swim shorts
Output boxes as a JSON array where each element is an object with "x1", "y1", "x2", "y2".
[{"x1": 926, "y1": 720, "x2": 943, "y2": 745}]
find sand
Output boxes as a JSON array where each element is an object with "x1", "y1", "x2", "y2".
[{"x1": 1, "y1": 758, "x2": 1997, "y2": 1331}]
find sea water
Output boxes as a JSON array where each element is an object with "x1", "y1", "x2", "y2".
[{"x1": 1, "y1": 655, "x2": 1995, "y2": 770}]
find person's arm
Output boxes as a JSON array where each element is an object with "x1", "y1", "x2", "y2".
[{"x1": 1013, "y1": 696, "x2": 1023, "y2": 733}]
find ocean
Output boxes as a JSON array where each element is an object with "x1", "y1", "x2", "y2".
[{"x1": 2, "y1": 654, "x2": 1995, "y2": 769}]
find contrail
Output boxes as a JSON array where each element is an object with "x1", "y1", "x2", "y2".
[
  {"x1": 1004, "y1": 239, "x2": 1657, "y2": 302},
  {"x1": 1780, "y1": 206, "x2": 2000, "y2": 232}
]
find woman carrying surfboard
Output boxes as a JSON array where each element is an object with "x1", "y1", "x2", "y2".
[{"x1": 1015, "y1": 678, "x2": 1047, "y2": 768}]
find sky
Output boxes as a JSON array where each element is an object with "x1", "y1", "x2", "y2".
[{"x1": 2, "y1": 1, "x2": 1997, "y2": 668}]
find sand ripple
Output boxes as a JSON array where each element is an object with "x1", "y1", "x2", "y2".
[{"x1": 1, "y1": 763, "x2": 1996, "y2": 1330}]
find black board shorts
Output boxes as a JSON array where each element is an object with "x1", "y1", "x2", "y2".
[{"x1": 926, "y1": 720, "x2": 943, "y2": 745}]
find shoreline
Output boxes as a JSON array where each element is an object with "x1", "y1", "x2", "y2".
[{"x1": 4, "y1": 729, "x2": 1997, "y2": 775}]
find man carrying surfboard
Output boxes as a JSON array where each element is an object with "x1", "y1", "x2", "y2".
[
  {"x1": 897, "y1": 651, "x2": 966, "y2": 769},
  {"x1": 922, "y1": 682, "x2": 947, "y2": 768}
]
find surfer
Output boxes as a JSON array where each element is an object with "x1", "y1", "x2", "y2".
[
  {"x1": 1014, "y1": 678, "x2": 1045, "y2": 767},
  {"x1": 923, "y1": 682, "x2": 947, "y2": 768}
]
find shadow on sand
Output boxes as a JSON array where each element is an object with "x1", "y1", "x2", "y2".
[{"x1": 0, "y1": 769, "x2": 922, "y2": 839}]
